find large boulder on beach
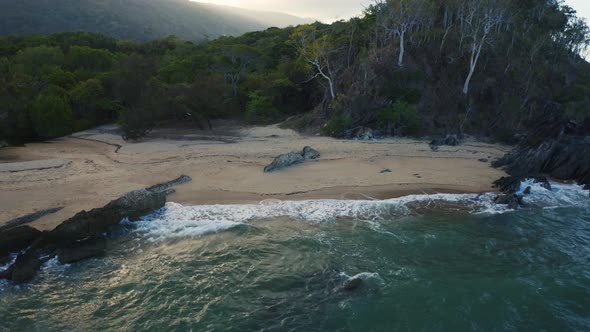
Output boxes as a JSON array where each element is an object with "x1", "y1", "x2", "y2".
[
  {"x1": 0, "y1": 225, "x2": 42, "y2": 258},
  {"x1": 303, "y1": 146, "x2": 321, "y2": 160},
  {"x1": 264, "y1": 152, "x2": 305, "y2": 173},
  {"x1": 430, "y1": 135, "x2": 461, "y2": 148}
]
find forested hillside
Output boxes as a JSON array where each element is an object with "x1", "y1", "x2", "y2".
[
  {"x1": 0, "y1": 0, "x2": 588, "y2": 144},
  {"x1": 0, "y1": 0, "x2": 310, "y2": 41}
]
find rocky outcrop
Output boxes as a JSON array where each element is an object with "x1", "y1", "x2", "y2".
[
  {"x1": 264, "y1": 152, "x2": 305, "y2": 173},
  {"x1": 0, "y1": 226, "x2": 42, "y2": 258},
  {"x1": 1, "y1": 189, "x2": 167, "y2": 283},
  {"x1": 146, "y1": 175, "x2": 192, "y2": 193},
  {"x1": 264, "y1": 147, "x2": 321, "y2": 173},
  {"x1": 494, "y1": 136, "x2": 590, "y2": 189},
  {"x1": 492, "y1": 176, "x2": 553, "y2": 209},
  {"x1": 303, "y1": 146, "x2": 321, "y2": 160},
  {"x1": 49, "y1": 189, "x2": 165, "y2": 242},
  {"x1": 57, "y1": 237, "x2": 107, "y2": 264},
  {"x1": 0, "y1": 141, "x2": 8, "y2": 149}
]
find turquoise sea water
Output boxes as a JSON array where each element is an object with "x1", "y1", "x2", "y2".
[{"x1": 1, "y1": 181, "x2": 589, "y2": 331}]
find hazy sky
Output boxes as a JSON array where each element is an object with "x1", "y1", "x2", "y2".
[{"x1": 199, "y1": 0, "x2": 589, "y2": 23}]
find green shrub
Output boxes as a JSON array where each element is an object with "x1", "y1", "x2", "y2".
[
  {"x1": 245, "y1": 90, "x2": 279, "y2": 124},
  {"x1": 321, "y1": 114, "x2": 353, "y2": 137},
  {"x1": 376, "y1": 100, "x2": 421, "y2": 136},
  {"x1": 29, "y1": 86, "x2": 74, "y2": 138}
]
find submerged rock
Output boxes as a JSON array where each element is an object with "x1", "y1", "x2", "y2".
[
  {"x1": 264, "y1": 152, "x2": 305, "y2": 173},
  {"x1": 302, "y1": 146, "x2": 321, "y2": 160},
  {"x1": 340, "y1": 277, "x2": 363, "y2": 291},
  {"x1": 57, "y1": 237, "x2": 106, "y2": 264},
  {"x1": 523, "y1": 186, "x2": 532, "y2": 195}
]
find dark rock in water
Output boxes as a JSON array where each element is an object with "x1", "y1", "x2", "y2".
[
  {"x1": 0, "y1": 140, "x2": 7, "y2": 149},
  {"x1": 479, "y1": 158, "x2": 489, "y2": 163},
  {"x1": 0, "y1": 226, "x2": 42, "y2": 258},
  {"x1": 431, "y1": 135, "x2": 461, "y2": 147},
  {"x1": 533, "y1": 176, "x2": 552, "y2": 191},
  {"x1": 494, "y1": 136, "x2": 590, "y2": 189},
  {"x1": 57, "y1": 237, "x2": 106, "y2": 264},
  {"x1": 302, "y1": 146, "x2": 320, "y2": 160},
  {"x1": 8, "y1": 251, "x2": 50, "y2": 283},
  {"x1": 1, "y1": 189, "x2": 168, "y2": 283},
  {"x1": 430, "y1": 144, "x2": 439, "y2": 152},
  {"x1": 340, "y1": 277, "x2": 363, "y2": 291},
  {"x1": 493, "y1": 176, "x2": 523, "y2": 194},
  {"x1": 264, "y1": 152, "x2": 305, "y2": 173},
  {"x1": 146, "y1": 175, "x2": 192, "y2": 193},
  {"x1": 381, "y1": 169, "x2": 392, "y2": 173},
  {"x1": 494, "y1": 194, "x2": 522, "y2": 209},
  {"x1": 523, "y1": 186, "x2": 532, "y2": 195},
  {"x1": 0, "y1": 255, "x2": 13, "y2": 266},
  {"x1": 49, "y1": 189, "x2": 166, "y2": 242}
]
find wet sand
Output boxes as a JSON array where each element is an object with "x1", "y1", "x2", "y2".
[{"x1": 0, "y1": 123, "x2": 509, "y2": 230}]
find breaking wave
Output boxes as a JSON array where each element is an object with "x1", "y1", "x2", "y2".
[{"x1": 132, "y1": 181, "x2": 590, "y2": 241}]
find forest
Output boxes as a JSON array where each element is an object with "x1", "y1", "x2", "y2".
[{"x1": 0, "y1": 0, "x2": 589, "y2": 143}]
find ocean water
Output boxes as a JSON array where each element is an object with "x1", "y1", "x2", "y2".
[{"x1": 1, "y1": 181, "x2": 589, "y2": 331}]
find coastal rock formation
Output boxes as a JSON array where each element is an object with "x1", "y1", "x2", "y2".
[
  {"x1": 0, "y1": 225, "x2": 42, "y2": 258},
  {"x1": 264, "y1": 147, "x2": 321, "y2": 172},
  {"x1": 0, "y1": 189, "x2": 168, "y2": 283},
  {"x1": 146, "y1": 175, "x2": 192, "y2": 193},
  {"x1": 303, "y1": 146, "x2": 321, "y2": 160},
  {"x1": 57, "y1": 237, "x2": 107, "y2": 264},
  {"x1": 49, "y1": 189, "x2": 166, "y2": 241},
  {"x1": 494, "y1": 136, "x2": 590, "y2": 190}
]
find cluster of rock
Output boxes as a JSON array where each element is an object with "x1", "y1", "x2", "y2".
[
  {"x1": 430, "y1": 135, "x2": 461, "y2": 151},
  {"x1": 493, "y1": 176, "x2": 552, "y2": 209},
  {"x1": 0, "y1": 175, "x2": 191, "y2": 283},
  {"x1": 264, "y1": 146, "x2": 320, "y2": 173},
  {"x1": 493, "y1": 136, "x2": 590, "y2": 190}
]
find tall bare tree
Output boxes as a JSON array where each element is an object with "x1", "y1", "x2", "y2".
[
  {"x1": 290, "y1": 25, "x2": 341, "y2": 100},
  {"x1": 377, "y1": 0, "x2": 433, "y2": 67},
  {"x1": 459, "y1": 0, "x2": 509, "y2": 95}
]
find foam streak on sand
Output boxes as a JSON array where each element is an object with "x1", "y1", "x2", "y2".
[{"x1": 133, "y1": 181, "x2": 590, "y2": 241}]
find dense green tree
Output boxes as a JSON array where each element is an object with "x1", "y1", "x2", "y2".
[{"x1": 29, "y1": 86, "x2": 74, "y2": 138}]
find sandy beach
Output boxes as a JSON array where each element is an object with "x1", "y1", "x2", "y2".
[{"x1": 0, "y1": 122, "x2": 509, "y2": 230}]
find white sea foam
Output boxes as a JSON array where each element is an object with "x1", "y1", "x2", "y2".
[
  {"x1": 132, "y1": 182, "x2": 589, "y2": 240},
  {"x1": 518, "y1": 179, "x2": 590, "y2": 209}
]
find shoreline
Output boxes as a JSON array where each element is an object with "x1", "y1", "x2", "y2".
[{"x1": 0, "y1": 123, "x2": 509, "y2": 231}]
